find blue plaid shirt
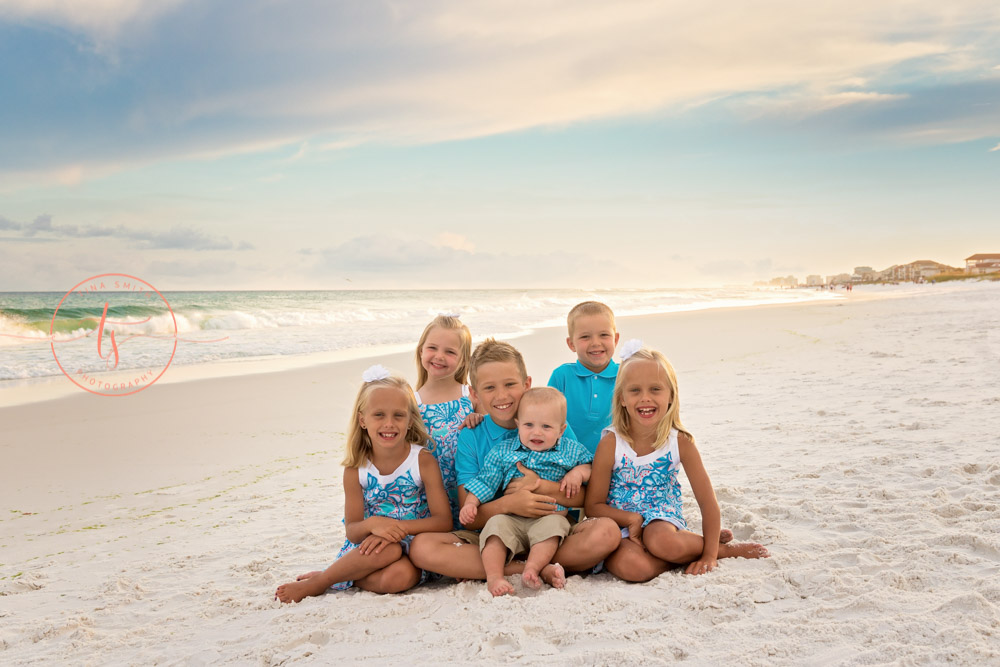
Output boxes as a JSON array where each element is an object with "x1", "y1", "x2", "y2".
[{"x1": 462, "y1": 434, "x2": 593, "y2": 511}]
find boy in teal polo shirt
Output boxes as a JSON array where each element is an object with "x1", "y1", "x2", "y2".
[
  {"x1": 409, "y1": 338, "x2": 620, "y2": 581},
  {"x1": 548, "y1": 301, "x2": 620, "y2": 454}
]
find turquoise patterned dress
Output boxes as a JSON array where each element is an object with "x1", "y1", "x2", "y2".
[
  {"x1": 329, "y1": 444, "x2": 430, "y2": 591},
  {"x1": 604, "y1": 425, "x2": 687, "y2": 531},
  {"x1": 416, "y1": 386, "x2": 474, "y2": 529}
]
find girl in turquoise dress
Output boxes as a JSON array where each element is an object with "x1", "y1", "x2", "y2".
[
  {"x1": 413, "y1": 315, "x2": 478, "y2": 529},
  {"x1": 585, "y1": 342, "x2": 769, "y2": 582},
  {"x1": 275, "y1": 367, "x2": 452, "y2": 602}
]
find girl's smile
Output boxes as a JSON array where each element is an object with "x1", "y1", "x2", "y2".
[
  {"x1": 420, "y1": 327, "x2": 462, "y2": 380},
  {"x1": 359, "y1": 386, "x2": 412, "y2": 450},
  {"x1": 620, "y1": 359, "x2": 672, "y2": 429}
]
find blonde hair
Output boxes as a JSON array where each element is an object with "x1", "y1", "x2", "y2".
[
  {"x1": 469, "y1": 338, "x2": 527, "y2": 390},
  {"x1": 567, "y1": 301, "x2": 616, "y2": 337},
  {"x1": 611, "y1": 347, "x2": 691, "y2": 450},
  {"x1": 415, "y1": 315, "x2": 473, "y2": 388},
  {"x1": 518, "y1": 387, "x2": 567, "y2": 424},
  {"x1": 343, "y1": 374, "x2": 430, "y2": 468}
]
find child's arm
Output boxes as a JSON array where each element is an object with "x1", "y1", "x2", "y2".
[
  {"x1": 397, "y1": 450, "x2": 456, "y2": 536},
  {"x1": 460, "y1": 389, "x2": 486, "y2": 429},
  {"x1": 678, "y1": 433, "x2": 722, "y2": 573},
  {"x1": 584, "y1": 433, "x2": 644, "y2": 543},
  {"x1": 459, "y1": 492, "x2": 482, "y2": 526},
  {"x1": 457, "y1": 482, "x2": 559, "y2": 530},
  {"x1": 559, "y1": 463, "x2": 592, "y2": 498},
  {"x1": 342, "y1": 468, "x2": 407, "y2": 547},
  {"x1": 505, "y1": 463, "x2": 587, "y2": 507}
]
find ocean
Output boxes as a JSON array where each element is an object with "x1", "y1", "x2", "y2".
[{"x1": 0, "y1": 287, "x2": 839, "y2": 389}]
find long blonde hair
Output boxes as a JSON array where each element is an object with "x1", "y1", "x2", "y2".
[
  {"x1": 415, "y1": 315, "x2": 473, "y2": 389},
  {"x1": 343, "y1": 374, "x2": 430, "y2": 468},
  {"x1": 611, "y1": 346, "x2": 691, "y2": 450}
]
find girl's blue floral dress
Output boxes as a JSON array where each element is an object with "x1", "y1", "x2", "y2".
[
  {"x1": 329, "y1": 444, "x2": 429, "y2": 591},
  {"x1": 416, "y1": 386, "x2": 474, "y2": 529},
  {"x1": 603, "y1": 425, "x2": 687, "y2": 531}
]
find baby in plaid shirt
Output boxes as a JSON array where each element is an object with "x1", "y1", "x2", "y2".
[{"x1": 460, "y1": 387, "x2": 592, "y2": 596}]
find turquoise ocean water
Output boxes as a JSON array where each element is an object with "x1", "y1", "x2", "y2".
[{"x1": 0, "y1": 287, "x2": 839, "y2": 385}]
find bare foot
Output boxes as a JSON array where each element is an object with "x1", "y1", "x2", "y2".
[
  {"x1": 719, "y1": 542, "x2": 770, "y2": 560},
  {"x1": 296, "y1": 570, "x2": 321, "y2": 581},
  {"x1": 275, "y1": 579, "x2": 316, "y2": 604},
  {"x1": 540, "y1": 563, "x2": 566, "y2": 589},
  {"x1": 487, "y1": 576, "x2": 514, "y2": 597},
  {"x1": 522, "y1": 568, "x2": 542, "y2": 590},
  {"x1": 719, "y1": 529, "x2": 733, "y2": 544}
]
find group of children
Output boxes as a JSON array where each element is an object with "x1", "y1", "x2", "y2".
[{"x1": 275, "y1": 303, "x2": 769, "y2": 603}]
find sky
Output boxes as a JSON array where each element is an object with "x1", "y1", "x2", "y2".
[{"x1": 1, "y1": 0, "x2": 999, "y2": 291}]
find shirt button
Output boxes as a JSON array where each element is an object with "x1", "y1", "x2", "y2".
[{"x1": 594, "y1": 394, "x2": 598, "y2": 398}]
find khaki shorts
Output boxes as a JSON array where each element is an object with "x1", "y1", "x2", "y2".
[
  {"x1": 479, "y1": 514, "x2": 571, "y2": 562},
  {"x1": 450, "y1": 529, "x2": 482, "y2": 547}
]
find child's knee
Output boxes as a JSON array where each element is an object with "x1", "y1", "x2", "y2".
[
  {"x1": 592, "y1": 518, "x2": 623, "y2": 550},
  {"x1": 611, "y1": 550, "x2": 660, "y2": 583},
  {"x1": 379, "y1": 564, "x2": 421, "y2": 593}
]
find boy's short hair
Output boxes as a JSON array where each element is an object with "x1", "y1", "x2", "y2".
[
  {"x1": 469, "y1": 338, "x2": 528, "y2": 389},
  {"x1": 518, "y1": 387, "x2": 567, "y2": 423},
  {"x1": 567, "y1": 301, "x2": 616, "y2": 336}
]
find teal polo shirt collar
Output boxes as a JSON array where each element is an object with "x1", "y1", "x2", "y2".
[
  {"x1": 484, "y1": 415, "x2": 516, "y2": 442},
  {"x1": 572, "y1": 359, "x2": 618, "y2": 378}
]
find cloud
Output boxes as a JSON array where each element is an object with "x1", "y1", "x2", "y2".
[
  {"x1": 991, "y1": 142, "x2": 1000, "y2": 151},
  {"x1": 1, "y1": 214, "x2": 253, "y2": 251},
  {"x1": 2, "y1": 1, "x2": 999, "y2": 181},
  {"x1": 436, "y1": 233, "x2": 475, "y2": 253},
  {"x1": 736, "y1": 78, "x2": 1000, "y2": 148},
  {"x1": 0, "y1": 215, "x2": 22, "y2": 230},
  {"x1": 304, "y1": 234, "x2": 622, "y2": 288}
]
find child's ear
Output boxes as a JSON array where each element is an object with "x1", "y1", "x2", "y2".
[
  {"x1": 524, "y1": 376, "x2": 532, "y2": 389},
  {"x1": 565, "y1": 336, "x2": 576, "y2": 352},
  {"x1": 613, "y1": 332, "x2": 620, "y2": 346}
]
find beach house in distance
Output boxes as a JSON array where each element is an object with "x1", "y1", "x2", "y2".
[
  {"x1": 768, "y1": 253, "x2": 998, "y2": 288},
  {"x1": 966, "y1": 254, "x2": 1000, "y2": 275}
]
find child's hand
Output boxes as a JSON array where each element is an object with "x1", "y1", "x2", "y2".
[
  {"x1": 459, "y1": 502, "x2": 478, "y2": 526},
  {"x1": 625, "y1": 513, "x2": 644, "y2": 545},
  {"x1": 504, "y1": 463, "x2": 540, "y2": 495},
  {"x1": 559, "y1": 468, "x2": 585, "y2": 498},
  {"x1": 684, "y1": 556, "x2": 718, "y2": 576},
  {"x1": 460, "y1": 412, "x2": 484, "y2": 430},
  {"x1": 358, "y1": 534, "x2": 392, "y2": 555},
  {"x1": 368, "y1": 517, "x2": 407, "y2": 542}
]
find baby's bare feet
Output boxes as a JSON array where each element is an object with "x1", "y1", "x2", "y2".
[
  {"x1": 487, "y1": 576, "x2": 514, "y2": 597},
  {"x1": 720, "y1": 529, "x2": 733, "y2": 544},
  {"x1": 540, "y1": 563, "x2": 566, "y2": 589},
  {"x1": 720, "y1": 542, "x2": 770, "y2": 560},
  {"x1": 522, "y1": 568, "x2": 542, "y2": 590},
  {"x1": 296, "y1": 570, "x2": 321, "y2": 581}
]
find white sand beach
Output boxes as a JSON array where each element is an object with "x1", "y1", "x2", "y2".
[{"x1": 2, "y1": 281, "x2": 1000, "y2": 665}]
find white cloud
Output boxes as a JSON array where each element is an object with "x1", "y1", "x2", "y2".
[
  {"x1": 304, "y1": 234, "x2": 624, "y2": 288},
  {"x1": 990, "y1": 142, "x2": 1000, "y2": 151},
  {"x1": 3, "y1": 0, "x2": 999, "y2": 181},
  {"x1": 0, "y1": 0, "x2": 183, "y2": 41},
  {"x1": 436, "y1": 233, "x2": 475, "y2": 253}
]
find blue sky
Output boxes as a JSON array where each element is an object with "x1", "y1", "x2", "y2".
[{"x1": 1, "y1": 0, "x2": 998, "y2": 290}]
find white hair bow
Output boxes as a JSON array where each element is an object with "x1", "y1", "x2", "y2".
[
  {"x1": 619, "y1": 339, "x2": 643, "y2": 361},
  {"x1": 361, "y1": 364, "x2": 392, "y2": 383}
]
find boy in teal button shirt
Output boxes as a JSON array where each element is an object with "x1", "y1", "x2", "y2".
[{"x1": 548, "y1": 301, "x2": 620, "y2": 454}]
